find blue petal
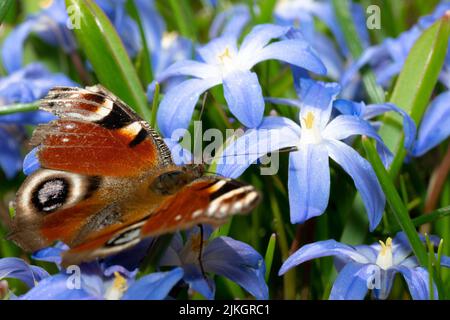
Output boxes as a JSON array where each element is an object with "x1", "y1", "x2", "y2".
[
  {"x1": 333, "y1": 99, "x2": 363, "y2": 117},
  {"x1": 0, "y1": 128, "x2": 22, "y2": 179},
  {"x1": 288, "y1": 145, "x2": 330, "y2": 224},
  {"x1": 197, "y1": 36, "x2": 238, "y2": 65},
  {"x1": 223, "y1": 70, "x2": 264, "y2": 128},
  {"x1": 215, "y1": 116, "x2": 300, "y2": 178},
  {"x1": 279, "y1": 240, "x2": 370, "y2": 275},
  {"x1": 20, "y1": 274, "x2": 93, "y2": 300},
  {"x1": 362, "y1": 103, "x2": 417, "y2": 151},
  {"x1": 156, "y1": 60, "x2": 219, "y2": 82},
  {"x1": 298, "y1": 79, "x2": 340, "y2": 129},
  {"x1": 134, "y1": 0, "x2": 164, "y2": 54},
  {"x1": 412, "y1": 91, "x2": 450, "y2": 157},
  {"x1": 392, "y1": 266, "x2": 437, "y2": 300},
  {"x1": 123, "y1": 268, "x2": 183, "y2": 300},
  {"x1": 249, "y1": 39, "x2": 326, "y2": 75},
  {"x1": 157, "y1": 78, "x2": 218, "y2": 138},
  {"x1": 1, "y1": 19, "x2": 36, "y2": 73},
  {"x1": 182, "y1": 264, "x2": 215, "y2": 300},
  {"x1": 0, "y1": 257, "x2": 49, "y2": 288},
  {"x1": 329, "y1": 262, "x2": 372, "y2": 300},
  {"x1": 23, "y1": 147, "x2": 41, "y2": 176},
  {"x1": 323, "y1": 115, "x2": 393, "y2": 167},
  {"x1": 203, "y1": 236, "x2": 268, "y2": 300},
  {"x1": 164, "y1": 138, "x2": 193, "y2": 165},
  {"x1": 32, "y1": 242, "x2": 69, "y2": 266},
  {"x1": 239, "y1": 24, "x2": 291, "y2": 59},
  {"x1": 209, "y1": 4, "x2": 250, "y2": 39},
  {"x1": 0, "y1": 111, "x2": 56, "y2": 125},
  {"x1": 264, "y1": 97, "x2": 302, "y2": 108},
  {"x1": 325, "y1": 140, "x2": 385, "y2": 231}
]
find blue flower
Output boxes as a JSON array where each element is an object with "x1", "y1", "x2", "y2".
[
  {"x1": 411, "y1": 91, "x2": 450, "y2": 157},
  {"x1": 0, "y1": 63, "x2": 76, "y2": 179},
  {"x1": 279, "y1": 232, "x2": 450, "y2": 300},
  {"x1": 134, "y1": 0, "x2": 192, "y2": 83},
  {"x1": 159, "y1": 226, "x2": 268, "y2": 300},
  {"x1": 333, "y1": 99, "x2": 417, "y2": 164},
  {"x1": 342, "y1": 2, "x2": 450, "y2": 89},
  {"x1": 1, "y1": 0, "x2": 141, "y2": 73},
  {"x1": 216, "y1": 79, "x2": 386, "y2": 230},
  {"x1": 274, "y1": 0, "x2": 369, "y2": 57},
  {"x1": 19, "y1": 243, "x2": 183, "y2": 300},
  {"x1": 0, "y1": 257, "x2": 49, "y2": 290},
  {"x1": 209, "y1": 4, "x2": 250, "y2": 40},
  {"x1": 156, "y1": 24, "x2": 326, "y2": 137}
]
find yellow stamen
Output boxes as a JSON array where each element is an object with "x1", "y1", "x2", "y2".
[
  {"x1": 378, "y1": 237, "x2": 392, "y2": 256},
  {"x1": 105, "y1": 272, "x2": 128, "y2": 300},
  {"x1": 303, "y1": 112, "x2": 315, "y2": 129},
  {"x1": 376, "y1": 237, "x2": 393, "y2": 270},
  {"x1": 218, "y1": 47, "x2": 231, "y2": 63},
  {"x1": 40, "y1": 0, "x2": 53, "y2": 8}
]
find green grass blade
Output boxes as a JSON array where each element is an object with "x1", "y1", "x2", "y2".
[
  {"x1": 380, "y1": 13, "x2": 450, "y2": 177},
  {"x1": 264, "y1": 233, "x2": 276, "y2": 282},
  {"x1": 66, "y1": 0, "x2": 150, "y2": 120},
  {"x1": 0, "y1": 0, "x2": 13, "y2": 25},
  {"x1": 362, "y1": 137, "x2": 428, "y2": 266}
]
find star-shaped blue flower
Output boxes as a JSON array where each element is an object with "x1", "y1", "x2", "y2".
[
  {"x1": 279, "y1": 232, "x2": 450, "y2": 300},
  {"x1": 156, "y1": 24, "x2": 326, "y2": 137}
]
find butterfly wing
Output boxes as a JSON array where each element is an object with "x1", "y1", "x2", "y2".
[
  {"x1": 10, "y1": 86, "x2": 174, "y2": 252},
  {"x1": 60, "y1": 176, "x2": 261, "y2": 267}
]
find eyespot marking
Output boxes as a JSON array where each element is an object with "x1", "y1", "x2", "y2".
[{"x1": 31, "y1": 178, "x2": 69, "y2": 213}]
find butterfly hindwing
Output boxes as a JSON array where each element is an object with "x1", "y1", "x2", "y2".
[{"x1": 60, "y1": 176, "x2": 260, "y2": 266}]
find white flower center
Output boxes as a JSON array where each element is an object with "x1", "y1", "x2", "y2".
[
  {"x1": 162, "y1": 31, "x2": 178, "y2": 49},
  {"x1": 104, "y1": 272, "x2": 128, "y2": 300},
  {"x1": 376, "y1": 238, "x2": 393, "y2": 270},
  {"x1": 300, "y1": 111, "x2": 322, "y2": 145},
  {"x1": 217, "y1": 47, "x2": 237, "y2": 75}
]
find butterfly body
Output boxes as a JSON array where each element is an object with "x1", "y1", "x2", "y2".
[{"x1": 9, "y1": 85, "x2": 260, "y2": 267}]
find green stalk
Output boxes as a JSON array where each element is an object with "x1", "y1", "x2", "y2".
[
  {"x1": 150, "y1": 82, "x2": 160, "y2": 129},
  {"x1": 167, "y1": 0, "x2": 196, "y2": 40},
  {"x1": 264, "y1": 233, "x2": 276, "y2": 282},
  {"x1": 362, "y1": 137, "x2": 428, "y2": 266},
  {"x1": 268, "y1": 187, "x2": 296, "y2": 299}
]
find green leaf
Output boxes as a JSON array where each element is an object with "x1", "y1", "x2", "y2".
[
  {"x1": 264, "y1": 233, "x2": 276, "y2": 282},
  {"x1": 380, "y1": 13, "x2": 450, "y2": 177},
  {"x1": 255, "y1": 0, "x2": 276, "y2": 24},
  {"x1": 65, "y1": 0, "x2": 150, "y2": 120},
  {"x1": 0, "y1": 0, "x2": 13, "y2": 25}
]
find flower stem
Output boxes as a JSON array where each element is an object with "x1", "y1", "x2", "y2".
[
  {"x1": 268, "y1": 183, "x2": 296, "y2": 299},
  {"x1": 362, "y1": 137, "x2": 428, "y2": 266}
]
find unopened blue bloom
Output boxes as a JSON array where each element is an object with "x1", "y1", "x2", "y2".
[
  {"x1": 342, "y1": 2, "x2": 450, "y2": 89},
  {"x1": 274, "y1": 0, "x2": 369, "y2": 56},
  {"x1": 279, "y1": 232, "x2": 450, "y2": 300},
  {"x1": 217, "y1": 79, "x2": 386, "y2": 230},
  {"x1": 412, "y1": 91, "x2": 450, "y2": 157},
  {"x1": 1, "y1": 0, "x2": 141, "y2": 73},
  {"x1": 209, "y1": 4, "x2": 250, "y2": 40},
  {"x1": 0, "y1": 63, "x2": 76, "y2": 179},
  {"x1": 156, "y1": 24, "x2": 326, "y2": 137},
  {"x1": 135, "y1": 0, "x2": 192, "y2": 83},
  {"x1": 159, "y1": 227, "x2": 268, "y2": 300}
]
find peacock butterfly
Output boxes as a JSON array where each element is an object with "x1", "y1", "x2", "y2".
[{"x1": 8, "y1": 85, "x2": 260, "y2": 267}]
